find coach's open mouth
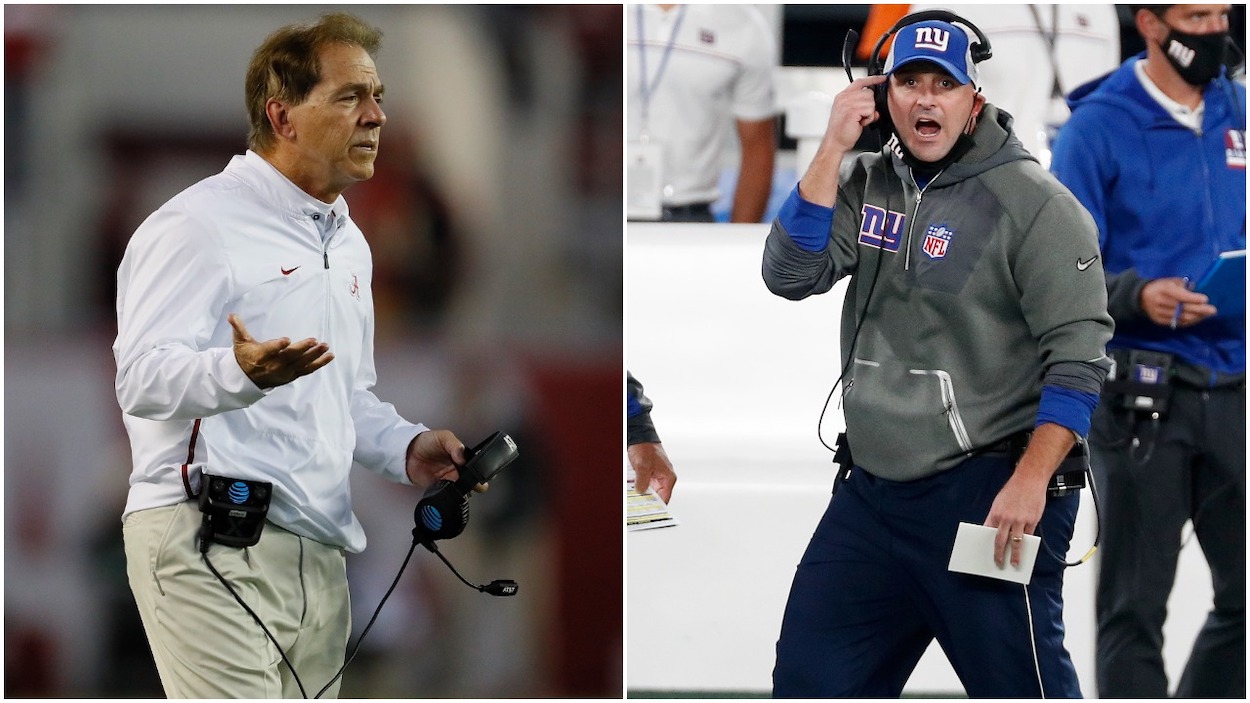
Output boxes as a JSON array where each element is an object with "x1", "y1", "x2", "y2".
[{"x1": 916, "y1": 118, "x2": 941, "y2": 138}]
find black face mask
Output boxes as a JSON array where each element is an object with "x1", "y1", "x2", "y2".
[
  {"x1": 1160, "y1": 25, "x2": 1228, "y2": 86},
  {"x1": 882, "y1": 98, "x2": 980, "y2": 175},
  {"x1": 889, "y1": 131, "x2": 976, "y2": 176}
]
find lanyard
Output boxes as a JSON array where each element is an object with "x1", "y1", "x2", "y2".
[
  {"x1": 1029, "y1": 4, "x2": 1065, "y2": 100},
  {"x1": 636, "y1": 4, "x2": 687, "y2": 135}
]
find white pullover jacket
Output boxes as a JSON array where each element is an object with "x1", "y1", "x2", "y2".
[{"x1": 114, "y1": 151, "x2": 426, "y2": 553}]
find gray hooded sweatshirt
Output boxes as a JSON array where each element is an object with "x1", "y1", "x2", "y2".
[{"x1": 763, "y1": 105, "x2": 1114, "y2": 482}]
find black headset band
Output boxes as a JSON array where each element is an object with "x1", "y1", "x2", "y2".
[{"x1": 868, "y1": 9, "x2": 994, "y2": 77}]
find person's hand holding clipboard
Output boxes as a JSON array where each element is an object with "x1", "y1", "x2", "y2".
[
  {"x1": 1152, "y1": 250, "x2": 1246, "y2": 329},
  {"x1": 1189, "y1": 250, "x2": 1245, "y2": 319}
]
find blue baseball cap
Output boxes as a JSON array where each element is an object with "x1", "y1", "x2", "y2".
[{"x1": 883, "y1": 20, "x2": 978, "y2": 86}]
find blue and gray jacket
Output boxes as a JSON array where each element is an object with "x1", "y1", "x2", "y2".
[{"x1": 763, "y1": 105, "x2": 1114, "y2": 482}]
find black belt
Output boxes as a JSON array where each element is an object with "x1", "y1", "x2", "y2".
[
  {"x1": 1108, "y1": 347, "x2": 1245, "y2": 391},
  {"x1": 980, "y1": 431, "x2": 1087, "y2": 496},
  {"x1": 981, "y1": 430, "x2": 1083, "y2": 460},
  {"x1": 661, "y1": 202, "x2": 714, "y2": 222},
  {"x1": 828, "y1": 431, "x2": 1086, "y2": 497}
]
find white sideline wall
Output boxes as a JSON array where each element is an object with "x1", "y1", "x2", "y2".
[{"x1": 625, "y1": 222, "x2": 1215, "y2": 697}]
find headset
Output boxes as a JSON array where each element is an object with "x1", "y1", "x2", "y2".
[
  {"x1": 814, "y1": 12, "x2": 993, "y2": 454},
  {"x1": 861, "y1": 10, "x2": 994, "y2": 142},
  {"x1": 198, "y1": 431, "x2": 520, "y2": 698},
  {"x1": 867, "y1": 10, "x2": 993, "y2": 76}
]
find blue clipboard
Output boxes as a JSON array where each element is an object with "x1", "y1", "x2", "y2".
[{"x1": 1192, "y1": 249, "x2": 1245, "y2": 318}]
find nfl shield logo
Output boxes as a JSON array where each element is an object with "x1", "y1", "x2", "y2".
[{"x1": 922, "y1": 224, "x2": 953, "y2": 259}]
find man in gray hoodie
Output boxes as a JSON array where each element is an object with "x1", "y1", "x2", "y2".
[{"x1": 764, "y1": 12, "x2": 1113, "y2": 698}]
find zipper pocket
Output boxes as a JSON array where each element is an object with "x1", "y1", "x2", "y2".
[
  {"x1": 908, "y1": 369, "x2": 974, "y2": 452},
  {"x1": 840, "y1": 360, "x2": 878, "y2": 409}
]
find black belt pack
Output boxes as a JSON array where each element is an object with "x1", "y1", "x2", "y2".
[
  {"x1": 198, "y1": 474, "x2": 272, "y2": 548},
  {"x1": 993, "y1": 431, "x2": 1087, "y2": 498},
  {"x1": 1104, "y1": 348, "x2": 1174, "y2": 415}
]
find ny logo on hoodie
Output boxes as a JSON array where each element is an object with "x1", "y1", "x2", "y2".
[{"x1": 859, "y1": 204, "x2": 906, "y2": 252}]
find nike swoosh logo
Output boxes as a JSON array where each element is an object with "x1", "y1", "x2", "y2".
[
  {"x1": 1076, "y1": 256, "x2": 1099, "y2": 271},
  {"x1": 281, "y1": 266, "x2": 301, "y2": 276}
]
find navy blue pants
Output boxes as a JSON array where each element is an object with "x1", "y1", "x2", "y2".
[{"x1": 773, "y1": 454, "x2": 1082, "y2": 698}]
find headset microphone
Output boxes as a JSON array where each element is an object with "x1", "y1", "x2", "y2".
[
  {"x1": 413, "y1": 431, "x2": 521, "y2": 597},
  {"x1": 842, "y1": 29, "x2": 859, "y2": 84},
  {"x1": 414, "y1": 430, "x2": 519, "y2": 542},
  {"x1": 202, "y1": 431, "x2": 522, "y2": 699}
]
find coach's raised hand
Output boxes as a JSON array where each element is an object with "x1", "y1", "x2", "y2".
[
  {"x1": 229, "y1": 313, "x2": 334, "y2": 388},
  {"x1": 800, "y1": 73, "x2": 887, "y2": 208}
]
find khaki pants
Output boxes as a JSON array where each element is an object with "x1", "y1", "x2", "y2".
[{"x1": 124, "y1": 502, "x2": 351, "y2": 698}]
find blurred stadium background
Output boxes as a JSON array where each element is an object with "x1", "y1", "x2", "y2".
[{"x1": 5, "y1": 5, "x2": 622, "y2": 698}]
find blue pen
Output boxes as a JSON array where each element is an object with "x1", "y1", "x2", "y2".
[{"x1": 1169, "y1": 276, "x2": 1190, "y2": 329}]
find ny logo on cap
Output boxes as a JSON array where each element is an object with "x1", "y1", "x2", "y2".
[{"x1": 914, "y1": 26, "x2": 950, "y2": 52}]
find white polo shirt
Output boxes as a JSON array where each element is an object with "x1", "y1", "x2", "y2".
[{"x1": 627, "y1": 3, "x2": 778, "y2": 207}]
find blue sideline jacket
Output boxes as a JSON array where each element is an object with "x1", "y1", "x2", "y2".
[{"x1": 1051, "y1": 53, "x2": 1246, "y2": 380}]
